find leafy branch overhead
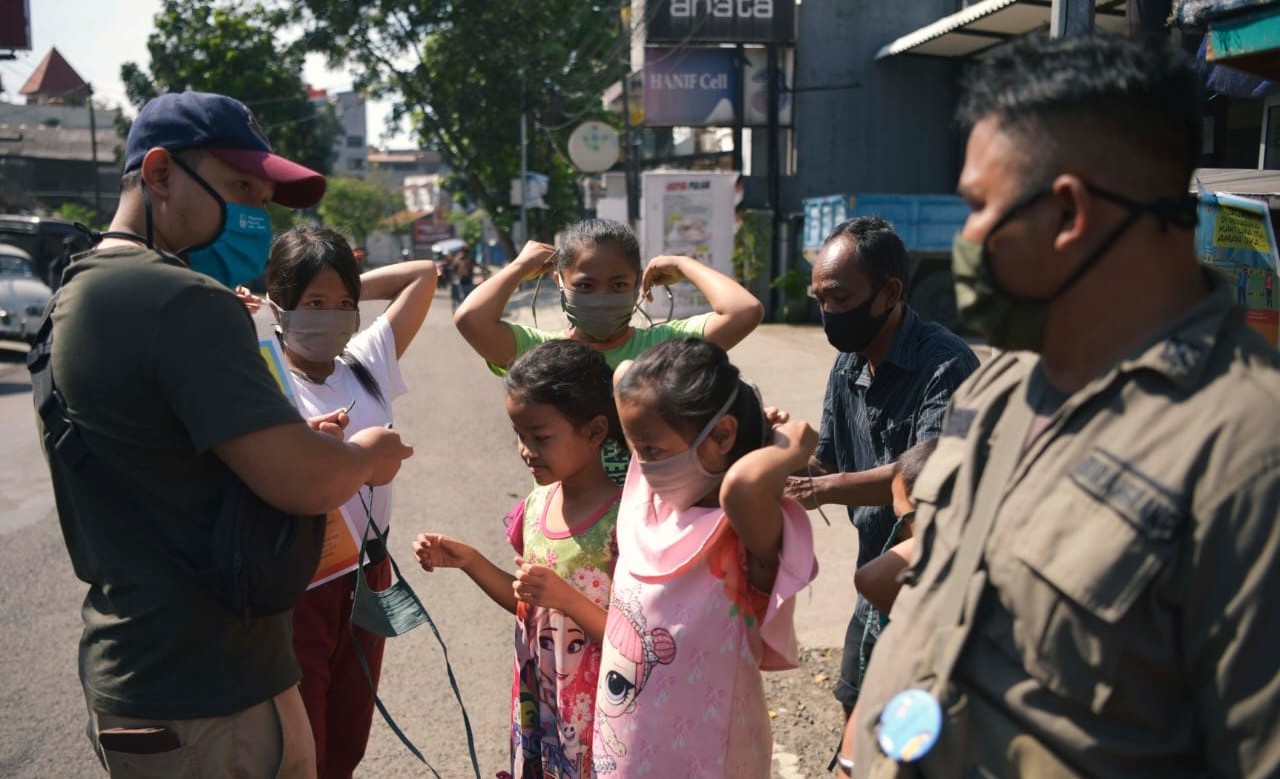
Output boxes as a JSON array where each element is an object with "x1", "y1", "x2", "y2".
[
  {"x1": 291, "y1": 0, "x2": 629, "y2": 242},
  {"x1": 121, "y1": 0, "x2": 341, "y2": 178}
]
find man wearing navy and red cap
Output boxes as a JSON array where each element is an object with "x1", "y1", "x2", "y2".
[{"x1": 35, "y1": 91, "x2": 414, "y2": 777}]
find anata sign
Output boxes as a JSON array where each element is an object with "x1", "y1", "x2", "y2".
[{"x1": 646, "y1": 0, "x2": 795, "y2": 44}]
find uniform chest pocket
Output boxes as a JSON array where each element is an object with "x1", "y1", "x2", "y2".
[{"x1": 1010, "y1": 448, "x2": 1186, "y2": 712}]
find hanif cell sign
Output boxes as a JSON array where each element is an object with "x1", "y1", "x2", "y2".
[{"x1": 644, "y1": 47, "x2": 738, "y2": 127}]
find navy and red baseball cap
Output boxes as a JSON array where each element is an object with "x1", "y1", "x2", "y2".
[{"x1": 124, "y1": 90, "x2": 326, "y2": 209}]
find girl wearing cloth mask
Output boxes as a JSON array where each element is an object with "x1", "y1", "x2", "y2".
[
  {"x1": 454, "y1": 218, "x2": 762, "y2": 483},
  {"x1": 265, "y1": 227, "x2": 437, "y2": 779},
  {"x1": 593, "y1": 338, "x2": 818, "y2": 777},
  {"x1": 413, "y1": 340, "x2": 623, "y2": 778}
]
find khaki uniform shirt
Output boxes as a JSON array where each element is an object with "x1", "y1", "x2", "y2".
[{"x1": 854, "y1": 275, "x2": 1280, "y2": 778}]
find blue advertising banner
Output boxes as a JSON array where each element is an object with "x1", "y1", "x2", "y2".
[{"x1": 644, "y1": 47, "x2": 738, "y2": 127}]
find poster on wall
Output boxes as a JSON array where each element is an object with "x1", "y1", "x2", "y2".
[
  {"x1": 641, "y1": 171, "x2": 737, "y2": 319},
  {"x1": 1196, "y1": 192, "x2": 1280, "y2": 347},
  {"x1": 742, "y1": 47, "x2": 794, "y2": 127}
]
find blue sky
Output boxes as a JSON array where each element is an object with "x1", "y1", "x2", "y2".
[{"x1": 1, "y1": 0, "x2": 411, "y2": 146}]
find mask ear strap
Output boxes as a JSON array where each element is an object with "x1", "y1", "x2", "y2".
[
  {"x1": 692, "y1": 384, "x2": 741, "y2": 448},
  {"x1": 532, "y1": 274, "x2": 544, "y2": 331},
  {"x1": 168, "y1": 154, "x2": 228, "y2": 256}
]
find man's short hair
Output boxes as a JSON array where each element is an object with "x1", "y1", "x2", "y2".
[
  {"x1": 823, "y1": 215, "x2": 909, "y2": 289},
  {"x1": 118, "y1": 148, "x2": 205, "y2": 195},
  {"x1": 893, "y1": 436, "x2": 939, "y2": 495},
  {"x1": 956, "y1": 35, "x2": 1201, "y2": 194}
]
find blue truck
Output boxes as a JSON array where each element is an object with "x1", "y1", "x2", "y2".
[{"x1": 803, "y1": 193, "x2": 967, "y2": 330}]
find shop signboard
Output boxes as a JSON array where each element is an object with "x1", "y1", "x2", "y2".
[
  {"x1": 644, "y1": 47, "x2": 738, "y2": 127},
  {"x1": 646, "y1": 0, "x2": 796, "y2": 44}
]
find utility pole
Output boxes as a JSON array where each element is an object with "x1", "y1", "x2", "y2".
[
  {"x1": 1051, "y1": 0, "x2": 1095, "y2": 37},
  {"x1": 87, "y1": 83, "x2": 101, "y2": 218},
  {"x1": 766, "y1": 43, "x2": 782, "y2": 319},
  {"x1": 619, "y1": 11, "x2": 640, "y2": 228},
  {"x1": 519, "y1": 70, "x2": 529, "y2": 248}
]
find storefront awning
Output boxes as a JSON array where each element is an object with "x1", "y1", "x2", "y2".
[{"x1": 875, "y1": 0, "x2": 1128, "y2": 61}]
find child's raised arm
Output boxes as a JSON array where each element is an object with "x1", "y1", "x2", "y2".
[
  {"x1": 720, "y1": 418, "x2": 819, "y2": 592},
  {"x1": 413, "y1": 532, "x2": 518, "y2": 615},
  {"x1": 453, "y1": 241, "x2": 556, "y2": 368},
  {"x1": 640, "y1": 255, "x2": 764, "y2": 350}
]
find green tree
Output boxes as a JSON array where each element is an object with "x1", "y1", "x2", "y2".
[
  {"x1": 318, "y1": 177, "x2": 399, "y2": 250},
  {"x1": 55, "y1": 202, "x2": 103, "y2": 230},
  {"x1": 292, "y1": 0, "x2": 624, "y2": 248},
  {"x1": 121, "y1": 0, "x2": 340, "y2": 176}
]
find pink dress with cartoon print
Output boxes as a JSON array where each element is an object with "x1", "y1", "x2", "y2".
[
  {"x1": 591, "y1": 461, "x2": 817, "y2": 777},
  {"x1": 508, "y1": 482, "x2": 620, "y2": 779}
]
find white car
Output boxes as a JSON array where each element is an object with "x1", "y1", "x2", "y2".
[{"x1": 0, "y1": 244, "x2": 51, "y2": 344}]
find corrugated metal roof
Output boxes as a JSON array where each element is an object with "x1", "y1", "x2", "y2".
[
  {"x1": 0, "y1": 124, "x2": 119, "y2": 162},
  {"x1": 876, "y1": 0, "x2": 1127, "y2": 61}
]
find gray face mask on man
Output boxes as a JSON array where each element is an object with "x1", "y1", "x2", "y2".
[{"x1": 271, "y1": 300, "x2": 360, "y2": 362}]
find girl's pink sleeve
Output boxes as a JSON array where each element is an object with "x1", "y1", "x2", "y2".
[
  {"x1": 504, "y1": 499, "x2": 527, "y2": 556},
  {"x1": 759, "y1": 497, "x2": 819, "y2": 671}
]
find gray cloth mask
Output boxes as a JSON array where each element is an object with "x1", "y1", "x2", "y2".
[
  {"x1": 559, "y1": 287, "x2": 638, "y2": 341},
  {"x1": 278, "y1": 308, "x2": 360, "y2": 362}
]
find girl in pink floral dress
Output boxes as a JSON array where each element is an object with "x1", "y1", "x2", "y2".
[
  {"x1": 593, "y1": 338, "x2": 819, "y2": 777},
  {"x1": 414, "y1": 340, "x2": 623, "y2": 778}
]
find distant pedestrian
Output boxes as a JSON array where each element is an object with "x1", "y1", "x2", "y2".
[
  {"x1": 1237, "y1": 265, "x2": 1249, "y2": 304},
  {"x1": 595, "y1": 338, "x2": 819, "y2": 777},
  {"x1": 450, "y1": 244, "x2": 476, "y2": 309},
  {"x1": 415, "y1": 340, "x2": 623, "y2": 778},
  {"x1": 1267, "y1": 270, "x2": 1274, "y2": 308}
]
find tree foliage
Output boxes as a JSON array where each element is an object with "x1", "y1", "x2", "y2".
[
  {"x1": 121, "y1": 0, "x2": 341, "y2": 176},
  {"x1": 291, "y1": 0, "x2": 626, "y2": 246},
  {"x1": 317, "y1": 177, "x2": 400, "y2": 250}
]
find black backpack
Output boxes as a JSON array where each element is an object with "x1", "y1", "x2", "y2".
[{"x1": 28, "y1": 292, "x2": 324, "y2": 619}]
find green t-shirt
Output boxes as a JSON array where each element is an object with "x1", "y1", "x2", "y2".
[
  {"x1": 490, "y1": 314, "x2": 712, "y2": 483},
  {"x1": 45, "y1": 246, "x2": 304, "y2": 719}
]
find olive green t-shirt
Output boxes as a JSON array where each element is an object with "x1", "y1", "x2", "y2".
[{"x1": 45, "y1": 246, "x2": 304, "y2": 719}]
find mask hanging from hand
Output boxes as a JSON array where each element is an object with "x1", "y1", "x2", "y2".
[
  {"x1": 639, "y1": 385, "x2": 739, "y2": 512},
  {"x1": 276, "y1": 305, "x2": 360, "y2": 363},
  {"x1": 559, "y1": 287, "x2": 638, "y2": 341},
  {"x1": 820, "y1": 285, "x2": 892, "y2": 354}
]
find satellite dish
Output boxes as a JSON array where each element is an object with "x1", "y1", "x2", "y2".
[{"x1": 567, "y1": 121, "x2": 621, "y2": 174}]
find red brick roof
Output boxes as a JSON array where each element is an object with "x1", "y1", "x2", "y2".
[{"x1": 19, "y1": 48, "x2": 89, "y2": 100}]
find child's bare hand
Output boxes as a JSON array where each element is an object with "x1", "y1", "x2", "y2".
[
  {"x1": 413, "y1": 533, "x2": 475, "y2": 572},
  {"x1": 234, "y1": 285, "x2": 263, "y2": 314},
  {"x1": 773, "y1": 419, "x2": 819, "y2": 463},
  {"x1": 515, "y1": 241, "x2": 556, "y2": 281},
  {"x1": 763, "y1": 406, "x2": 790, "y2": 427},
  {"x1": 640, "y1": 255, "x2": 688, "y2": 297},
  {"x1": 513, "y1": 557, "x2": 573, "y2": 611}
]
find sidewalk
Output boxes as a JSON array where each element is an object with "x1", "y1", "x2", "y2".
[{"x1": 503, "y1": 288, "x2": 854, "y2": 650}]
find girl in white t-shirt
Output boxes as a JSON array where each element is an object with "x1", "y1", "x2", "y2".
[{"x1": 264, "y1": 227, "x2": 437, "y2": 778}]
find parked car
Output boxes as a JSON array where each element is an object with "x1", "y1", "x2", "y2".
[
  {"x1": 0, "y1": 244, "x2": 52, "y2": 344},
  {"x1": 0, "y1": 215, "x2": 88, "y2": 288}
]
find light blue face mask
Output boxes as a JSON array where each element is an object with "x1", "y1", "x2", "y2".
[
  {"x1": 170, "y1": 155, "x2": 274, "y2": 289},
  {"x1": 188, "y1": 202, "x2": 273, "y2": 288}
]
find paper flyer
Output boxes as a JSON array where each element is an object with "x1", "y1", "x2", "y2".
[
  {"x1": 309, "y1": 505, "x2": 364, "y2": 589},
  {"x1": 1196, "y1": 192, "x2": 1280, "y2": 347},
  {"x1": 258, "y1": 336, "x2": 298, "y2": 405}
]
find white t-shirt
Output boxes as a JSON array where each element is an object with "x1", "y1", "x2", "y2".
[{"x1": 286, "y1": 314, "x2": 408, "y2": 537}]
